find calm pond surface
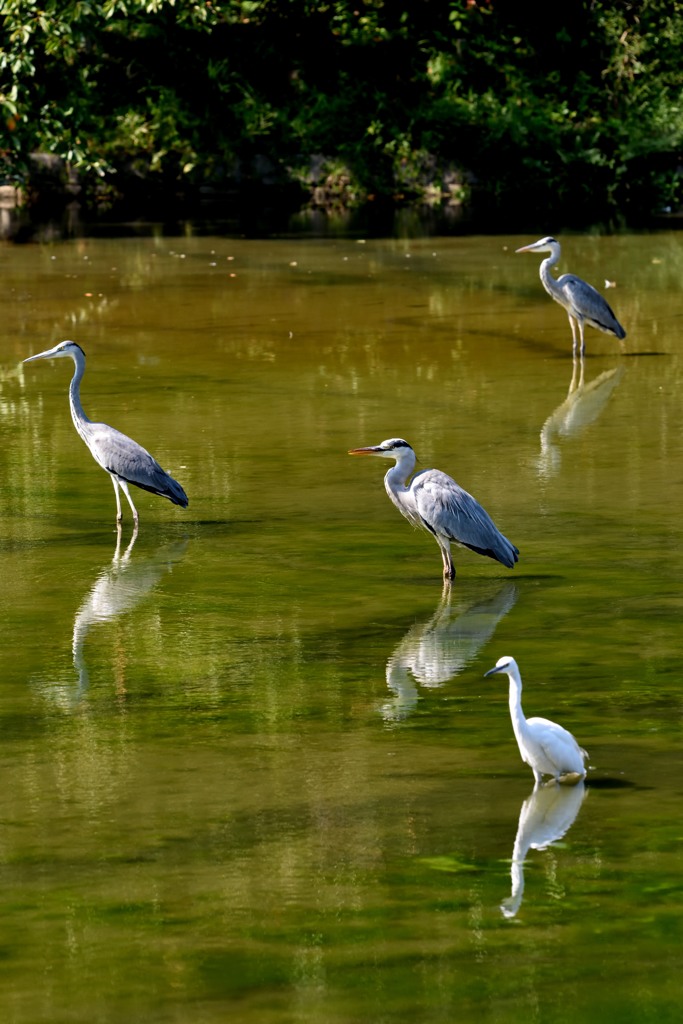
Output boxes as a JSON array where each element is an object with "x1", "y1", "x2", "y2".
[{"x1": 1, "y1": 230, "x2": 683, "y2": 1022}]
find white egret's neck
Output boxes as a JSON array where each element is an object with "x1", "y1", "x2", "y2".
[
  {"x1": 67, "y1": 348, "x2": 92, "y2": 439},
  {"x1": 538, "y1": 243, "x2": 563, "y2": 303},
  {"x1": 506, "y1": 663, "x2": 528, "y2": 746}
]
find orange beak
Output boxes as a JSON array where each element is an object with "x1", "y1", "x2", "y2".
[{"x1": 348, "y1": 446, "x2": 381, "y2": 456}]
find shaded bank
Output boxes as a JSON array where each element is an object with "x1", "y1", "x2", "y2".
[
  {"x1": 3, "y1": 185, "x2": 682, "y2": 246},
  {"x1": 2, "y1": 2, "x2": 683, "y2": 235}
]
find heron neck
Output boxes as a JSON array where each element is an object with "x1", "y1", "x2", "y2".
[
  {"x1": 383, "y1": 453, "x2": 420, "y2": 524},
  {"x1": 384, "y1": 455, "x2": 413, "y2": 490},
  {"x1": 539, "y1": 249, "x2": 563, "y2": 303},
  {"x1": 68, "y1": 351, "x2": 92, "y2": 440},
  {"x1": 383, "y1": 451, "x2": 416, "y2": 500}
]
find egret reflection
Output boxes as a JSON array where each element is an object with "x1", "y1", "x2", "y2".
[
  {"x1": 72, "y1": 527, "x2": 187, "y2": 690},
  {"x1": 538, "y1": 361, "x2": 623, "y2": 478},
  {"x1": 501, "y1": 780, "x2": 587, "y2": 918},
  {"x1": 383, "y1": 581, "x2": 517, "y2": 721}
]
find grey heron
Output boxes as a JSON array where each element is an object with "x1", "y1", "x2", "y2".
[
  {"x1": 348, "y1": 438, "x2": 519, "y2": 580},
  {"x1": 516, "y1": 236, "x2": 626, "y2": 357},
  {"x1": 23, "y1": 340, "x2": 188, "y2": 524},
  {"x1": 484, "y1": 656, "x2": 588, "y2": 784}
]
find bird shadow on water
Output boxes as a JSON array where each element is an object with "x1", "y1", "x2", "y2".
[
  {"x1": 537, "y1": 358, "x2": 624, "y2": 480},
  {"x1": 500, "y1": 779, "x2": 587, "y2": 919},
  {"x1": 381, "y1": 579, "x2": 518, "y2": 722}
]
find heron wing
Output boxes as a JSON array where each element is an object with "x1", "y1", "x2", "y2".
[
  {"x1": 86, "y1": 422, "x2": 188, "y2": 506},
  {"x1": 558, "y1": 274, "x2": 626, "y2": 338},
  {"x1": 412, "y1": 470, "x2": 518, "y2": 567}
]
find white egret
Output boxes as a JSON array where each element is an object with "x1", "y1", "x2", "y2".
[
  {"x1": 23, "y1": 340, "x2": 188, "y2": 525},
  {"x1": 516, "y1": 236, "x2": 626, "y2": 357},
  {"x1": 484, "y1": 656, "x2": 588, "y2": 784},
  {"x1": 349, "y1": 438, "x2": 518, "y2": 580}
]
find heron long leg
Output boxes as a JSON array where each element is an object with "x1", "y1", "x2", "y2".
[
  {"x1": 568, "y1": 316, "x2": 578, "y2": 356},
  {"x1": 117, "y1": 478, "x2": 140, "y2": 525},
  {"x1": 110, "y1": 475, "x2": 123, "y2": 522},
  {"x1": 438, "y1": 541, "x2": 455, "y2": 580},
  {"x1": 577, "y1": 319, "x2": 586, "y2": 357}
]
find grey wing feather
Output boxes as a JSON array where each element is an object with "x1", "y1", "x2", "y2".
[
  {"x1": 559, "y1": 274, "x2": 626, "y2": 339},
  {"x1": 87, "y1": 423, "x2": 188, "y2": 507},
  {"x1": 413, "y1": 470, "x2": 518, "y2": 567}
]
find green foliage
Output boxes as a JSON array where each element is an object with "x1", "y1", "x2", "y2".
[{"x1": 1, "y1": 0, "x2": 682, "y2": 221}]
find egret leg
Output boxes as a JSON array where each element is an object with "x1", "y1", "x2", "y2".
[
  {"x1": 110, "y1": 475, "x2": 123, "y2": 522},
  {"x1": 117, "y1": 479, "x2": 140, "y2": 526}
]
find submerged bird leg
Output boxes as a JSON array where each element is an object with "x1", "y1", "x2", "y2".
[
  {"x1": 568, "y1": 316, "x2": 579, "y2": 356},
  {"x1": 557, "y1": 770, "x2": 584, "y2": 787},
  {"x1": 578, "y1": 319, "x2": 586, "y2": 358},
  {"x1": 113, "y1": 521, "x2": 124, "y2": 560},
  {"x1": 121, "y1": 522, "x2": 139, "y2": 563},
  {"x1": 117, "y1": 478, "x2": 140, "y2": 526},
  {"x1": 576, "y1": 356, "x2": 585, "y2": 390},
  {"x1": 111, "y1": 475, "x2": 123, "y2": 522},
  {"x1": 568, "y1": 356, "x2": 582, "y2": 395}
]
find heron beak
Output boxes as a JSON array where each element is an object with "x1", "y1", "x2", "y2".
[
  {"x1": 515, "y1": 244, "x2": 535, "y2": 254},
  {"x1": 23, "y1": 344, "x2": 63, "y2": 363},
  {"x1": 348, "y1": 446, "x2": 382, "y2": 456},
  {"x1": 484, "y1": 665, "x2": 504, "y2": 677}
]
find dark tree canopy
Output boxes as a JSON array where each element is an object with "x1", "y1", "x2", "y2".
[{"x1": 1, "y1": 0, "x2": 682, "y2": 224}]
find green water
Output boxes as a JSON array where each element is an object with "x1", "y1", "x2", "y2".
[{"x1": 1, "y1": 231, "x2": 683, "y2": 1022}]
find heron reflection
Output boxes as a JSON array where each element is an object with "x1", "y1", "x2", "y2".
[
  {"x1": 72, "y1": 527, "x2": 187, "y2": 689},
  {"x1": 383, "y1": 581, "x2": 517, "y2": 721},
  {"x1": 538, "y1": 361, "x2": 623, "y2": 478},
  {"x1": 501, "y1": 780, "x2": 586, "y2": 919}
]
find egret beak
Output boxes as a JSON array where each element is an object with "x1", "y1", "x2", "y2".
[
  {"x1": 348, "y1": 446, "x2": 382, "y2": 456},
  {"x1": 484, "y1": 665, "x2": 505, "y2": 677}
]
